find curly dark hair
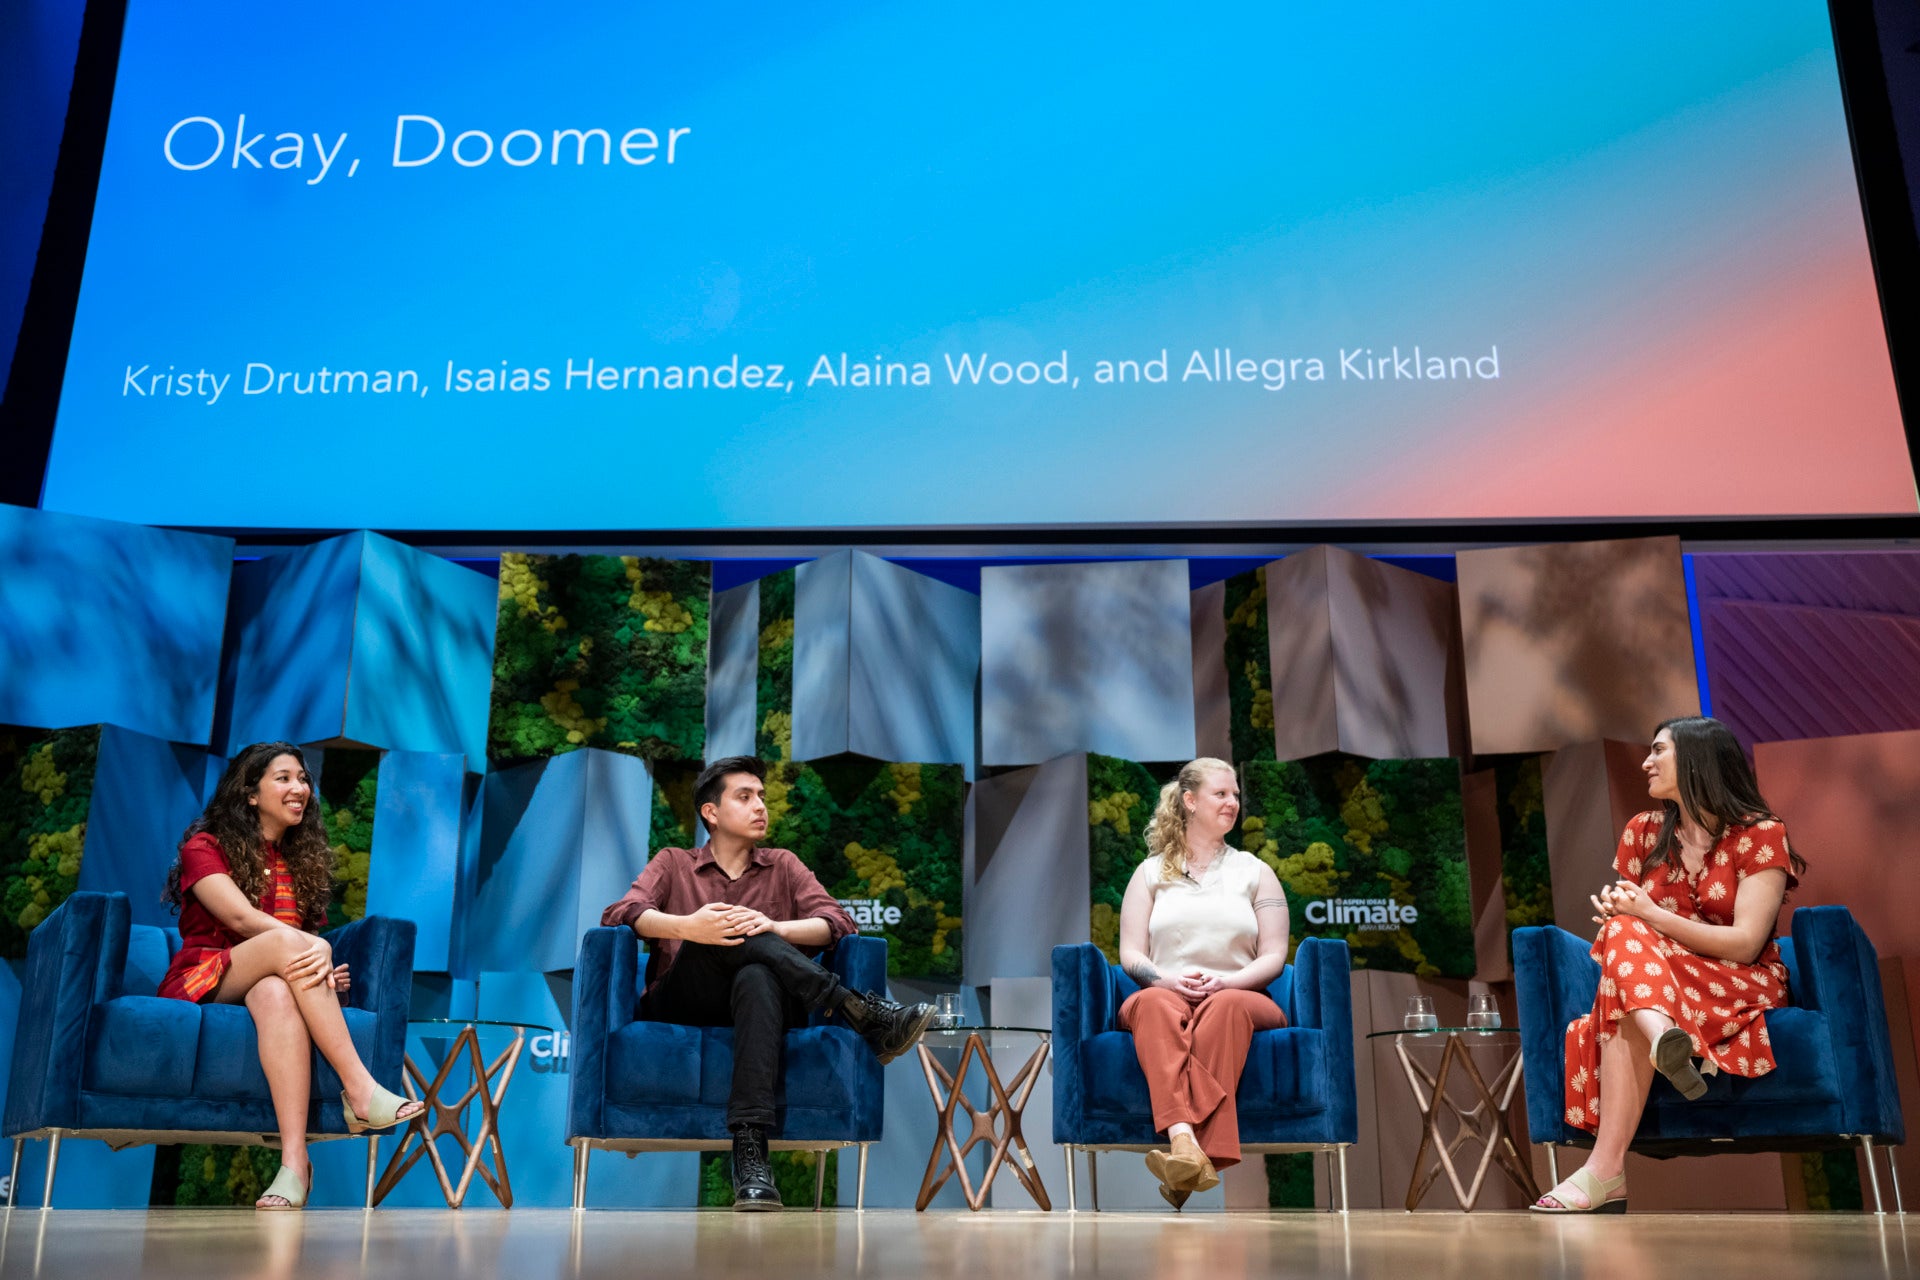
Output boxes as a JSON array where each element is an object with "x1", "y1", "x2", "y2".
[{"x1": 163, "y1": 742, "x2": 333, "y2": 926}]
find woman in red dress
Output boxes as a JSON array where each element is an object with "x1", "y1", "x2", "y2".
[
  {"x1": 1532, "y1": 716, "x2": 1803, "y2": 1213},
  {"x1": 159, "y1": 742, "x2": 423, "y2": 1209}
]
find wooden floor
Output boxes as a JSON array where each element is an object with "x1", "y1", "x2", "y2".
[{"x1": 0, "y1": 1208, "x2": 1912, "y2": 1279}]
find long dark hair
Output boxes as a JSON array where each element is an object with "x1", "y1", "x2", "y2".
[
  {"x1": 1644, "y1": 716, "x2": 1807, "y2": 879},
  {"x1": 163, "y1": 742, "x2": 333, "y2": 925}
]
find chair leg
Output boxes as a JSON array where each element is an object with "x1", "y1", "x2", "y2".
[
  {"x1": 1863, "y1": 1136, "x2": 1886, "y2": 1216},
  {"x1": 1088, "y1": 1150, "x2": 1100, "y2": 1213},
  {"x1": 1064, "y1": 1147, "x2": 1077, "y2": 1213},
  {"x1": 1888, "y1": 1145, "x2": 1906, "y2": 1216},
  {"x1": 813, "y1": 1150, "x2": 828, "y2": 1212},
  {"x1": 365, "y1": 1136, "x2": 378, "y2": 1208},
  {"x1": 572, "y1": 1142, "x2": 590, "y2": 1211},
  {"x1": 8, "y1": 1139, "x2": 20, "y2": 1212},
  {"x1": 856, "y1": 1144, "x2": 869, "y2": 1212},
  {"x1": 1545, "y1": 1144, "x2": 1559, "y2": 1187},
  {"x1": 1337, "y1": 1146, "x2": 1349, "y2": 1216},
  {"x1": 40, "y1": 1133, "x2": 61, "y2": 1212}
]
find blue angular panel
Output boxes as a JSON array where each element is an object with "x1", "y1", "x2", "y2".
[
  {"x1": 76, "y1": 725, "x2": 216, "y2": 930},
  {"x1": 981, "y1": 560, "x2": 1198, "y2": 766},
  {"x1": 847, "y1": 552, "x2": 979, "y2": 774},
  {"x1": 464, "y1": 750, "x2": 652, "y2": 974},
  {"x1": 216, "y1": 533, "x2": 362, "y2": 752},
  {"x1": 363, "y1": 752, "x2": 471, "y2": 972},
  {"x1": 218, "y1": 530, "x2": 497, "y2": 760},
  {"x1": 0, "y1": 506, "x2": 232, "y2": 744},
  {"x1": 344, "y1": 535, "x2": 497, "y2": 763}
]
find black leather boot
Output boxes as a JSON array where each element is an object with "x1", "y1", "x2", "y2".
[
  {"x1": 835, "y1": 989, "x2": 936, "y2": 1064},
  {"x1": 731, "y1": 1127, "x2": 782, "y2": 1211}
]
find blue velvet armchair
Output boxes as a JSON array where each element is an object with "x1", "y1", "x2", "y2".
[
  {"x1": 1051, "y1": 939, "x2": 1359, "y2": 1211},
  {"x1": 566, "y1": 926, "x2": 887, "y2": 1210},
  {"x1": 3, "y1": 891, "x2": 416, "y2": 1208},
  {"x1": 1515, "y1": 905, "x2": 1907, "y2": 1212}
]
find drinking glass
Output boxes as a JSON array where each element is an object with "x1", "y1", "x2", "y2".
[
  {"x1": 1404, "y1": 996, "x2": 1439, "y2": 1032},
  {"x1": 933, "y1": 993, "x2": 962, "y2": 1028},
  {"x1": 1467, "y1": 993, "x2": 1501, "y2": 1030}
]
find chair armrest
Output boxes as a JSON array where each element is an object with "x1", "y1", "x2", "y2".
[
  {"x1": 1284, "y1": 937, "x2": 1352, "y2": 1036},
  {"x1": 569, "y1": 926, "x2": 640, "y2": 1140},
  {"x1": 1051, "y1": 943, "x2": 1118, "y2": 1146},
  {"x1": 323, "y1": 914, "x2": 416, "y2": 1084},
  {"x1": 1284, "y1": 936, "x2": 1358, "y2": 1144},
  {"x1": 5, "y1": 892, "x2": 125, "y2": 1137},
  {"x1": 1790, "y1": 905, "x2": 1906, "y2": 1142},
  {"x1": 829, "y1": 934, "x2": 887, "y2": 992},
  {"x1": 1514, "y1": 924, "x2": 1599, "y2": 1144}
]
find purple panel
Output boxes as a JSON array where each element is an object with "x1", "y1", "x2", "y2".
[
  {"x1": 1693, "y1": 551, "x2": 1920, "y2": 617},
  {"x1": 1703, "y1": 599, "x2": 1920, "y2": 749}
]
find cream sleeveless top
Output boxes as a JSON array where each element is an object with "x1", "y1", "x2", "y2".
[{"x1": 1140, "y1": 847, "x2": 1265, "y2": 977}]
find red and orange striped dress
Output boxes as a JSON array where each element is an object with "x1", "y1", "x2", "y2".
[{"x1": 158, "y1": 833, "x2": 309, "y2": 1003}]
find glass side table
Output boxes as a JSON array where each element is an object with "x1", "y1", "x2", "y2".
[
  {"x1": 369, "y1": 1018, "x2": 549, "y2": 1208},
  {"x1": 914, "y1": 1026, "x2": 1052, "y2": 1211},
  {"x1": 1366, "y1": 1026, "x2": 1538, "y2": 1211}
]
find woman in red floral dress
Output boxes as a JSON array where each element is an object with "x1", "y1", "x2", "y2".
[
  {"x1": 159, "y1": 742, "x2": 423, "y2": 1210},
  {"x1": 1533, "y1": 716, "x2": 1803, "y2": 1213}
]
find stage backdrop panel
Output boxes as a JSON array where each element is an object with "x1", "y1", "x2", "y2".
[
  {"x1": 766, "y1": 756, "x2": 964, "y2": 980},
  {"x1": 488, "y1": 553, "x2": 708, "y2": 768},
  {"x1": 307, "y1": 746, "x2": 472, "y2": 973},
  {"x1": 0, "y1": 505, "x2": 232, "y2": 745},
  {"x1": 1695, "y1": 550, "x2": 1920, "y2": 751},
  {"x1": 713, "y1": 553, "x2": 979, "y2": 774},
  {"x1": 217, "y1": 530, "x2": 496, "y2": 761},
  {"x1": 1457, "y1": 536, "x2": 1698, "y2": 755},
  {"x1": 0, "y1": 724, "x2": 214, "y2": 958},
  {"x1": 965, "y1": 753, "x2": 1095, "y2": 985},
  {"x1": 981, "y1": 560, "x2": 1196, "y2": 767},
  {"x1": 463, "y1": 748, "x2": 654, "y2": 976},
  {"x1": 1237, "y1": 757, "x2": 1473, "y2": 978},
  {"x1": 1755, "y1": 729, "x2": 1920, "y2": 960},
  {"x1": 1541, "y1": 738, "x2": 1653, "y2": 934},
  {"x1": 1265, "y1": 546, "x2": 1463, "y2": 761}
]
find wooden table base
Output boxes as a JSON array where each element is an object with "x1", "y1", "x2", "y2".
[
  {"x1": 1392, "y1": 1033, "x2": 1538, "y2": 1211},
  {"x1": 369, "y1": 1025, "x2": 527, "y2": 1208},
  {"x1": 914, "y1": 1033, "x2": 1051, "y2": 1211}
]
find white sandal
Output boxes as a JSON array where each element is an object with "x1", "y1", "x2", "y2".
[
  {"x1": 1531, "y1": 1166, "x2": 1627, "y2": 1214},
  {"x1": 342, "y1": 1083, "x2": 424, "y2": 1134},
  {"x1": 255, "y1": 1163, "x2": 310, "y2": 1211}
]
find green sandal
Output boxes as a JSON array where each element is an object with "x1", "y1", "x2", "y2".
[
  {"x1": 341, "y1": 1084, "x2": 423, "y2": 1134},
  {"x1": 255, "y1": 1163, "x2": 310, "y2": 1211}
]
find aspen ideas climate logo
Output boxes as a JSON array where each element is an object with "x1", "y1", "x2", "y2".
[{"x1": 1302, "y1": 896, "x2": 1420, "y2": 932}]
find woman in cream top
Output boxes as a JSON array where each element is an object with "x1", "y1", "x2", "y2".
[{"x1": 1116, "y1": 757, "x2": 1290, "y2": 1209}]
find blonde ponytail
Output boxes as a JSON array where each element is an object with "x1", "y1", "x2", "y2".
[{"x1": 1144, "y1": 757, "x2": 1233, "y2": 881}]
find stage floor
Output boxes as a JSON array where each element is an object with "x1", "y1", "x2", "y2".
[{"x1": 0, "y1": 1209, "x2": 1911, "y2": 1279}]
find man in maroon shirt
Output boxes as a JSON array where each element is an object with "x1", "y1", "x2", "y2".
[{"x1": 602, "y1": 755, "x2": 933, "y2": 1210}]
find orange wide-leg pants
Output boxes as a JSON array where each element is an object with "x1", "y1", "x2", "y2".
[{"x1": 1117, "y1": 986, "x2": 1287, "y2": 1169}]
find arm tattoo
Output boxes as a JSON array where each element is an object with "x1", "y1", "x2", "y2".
[
  {"x1": 1122, "y1": 958, "x2": 1160, "y2": 987},
  {"x1": 1254, "y1": 897, "x2": 1287, "y2": 912}
]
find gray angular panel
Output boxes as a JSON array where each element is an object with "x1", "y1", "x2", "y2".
[
  {"x1": 704, "y1": 579, "x2": 760, "y2": 760},
  {"x1": 792, "y1": 552, "x2": 854, "y2": 761},
  {"x1": 981, "y1": 560, "x2": 1196, "y2": 766},
  {"x1": 964, "y1": 753, "x2": 1092, "y2": 984}
]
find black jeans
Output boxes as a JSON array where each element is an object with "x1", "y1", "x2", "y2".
[{"x1": 640, "y1": 933, "x2": 841, "y2": 1132}]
